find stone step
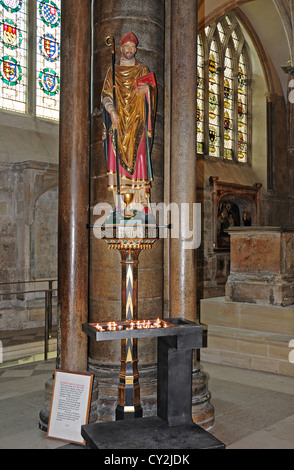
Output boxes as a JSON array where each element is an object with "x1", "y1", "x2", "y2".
[
  {"x1": 200, "y1": 297, "x2": 294, "y2": 377},
  {"x1": 1, "y1": 338, "x2": 57, "y2": 368},
  {"x1": 200, "y1": 324, "x2": 294, "y2": 377},
  {"x1": 201, "y1": 297, "x2": 294, "y2": 336},
  {"x1": 0, "y1": 326, "x2": 57, "y2": 368}
]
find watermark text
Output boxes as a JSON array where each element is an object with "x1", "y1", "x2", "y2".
[
  {"x1": 289, "y1": 339, "x2": 294, "y2": 363},
  {"x1": 92, "y1": 202, "x2": 202, "y2": 250}
]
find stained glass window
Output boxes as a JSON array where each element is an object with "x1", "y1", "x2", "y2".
[
  {"x1": 0, "y1": 0, "x2": 27, "y2": 113},
  {"x1": 238, "y1": 53, "x2": 248, "y2": 162},
  {"x1": 36, "y1": 0, "x2": 60, "y2": 120},
  {"x1": 217, "y1": 21, "x2": 225, "y2": 44},
  {"x1": 232, "y1": 30, "x2": 239, "y2": 51},
  {"x1": 225, "y1": 15, "x2": 232, "y2": 28},
  {"x1": 197, "y1": 13, "x2": 251, "y2": 164},
  {"x1": 224, "y1": 47, "x2": 234, "y2": 160},
  {"x1": 197, "y1": 35, "x2": 204, "y2": 153},
  {"x1": 208, "y1": 39, "x2": 220, "y2": 157},
  {"x1": 0, "y1": 0, "x2": 60, "y2": 120}
]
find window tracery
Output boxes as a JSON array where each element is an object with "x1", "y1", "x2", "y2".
[
  {"x1": 197, "y1": 13, "x2": 251, "y2": 163},
  {"x1": 0, "y1": 0, "x2": 27, "y2": 113}
]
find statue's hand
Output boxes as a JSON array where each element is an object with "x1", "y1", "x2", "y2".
[
  {"x1": 135, "y1": 83, "x2": 149, "y2": 95},
  {"x1": 110, "y1": 110, "x2": 119, "y2": 129}
]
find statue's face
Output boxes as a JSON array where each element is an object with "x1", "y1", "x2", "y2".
[{"x1": 121, "y1": 41, "x2": 137, "y2": 61}]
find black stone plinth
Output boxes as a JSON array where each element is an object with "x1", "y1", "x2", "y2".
[{"x1": 81, "y1": 416, "x2": 225, "y2": 449}]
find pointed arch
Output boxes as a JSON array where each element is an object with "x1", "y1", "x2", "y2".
[
  {"x1": 199, "y1": 0, "x2": 285, "y2": 96},
  {"x1": 197, "y1": 11, "x2": 251, "y2": 163}
]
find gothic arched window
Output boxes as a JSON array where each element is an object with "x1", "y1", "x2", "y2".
[
  {"x1": 197, "y1": 13, "x2": 251, "y2": 163},
  {"x1": 0, "y1": 0, "x2": 60, "y2": 120}
]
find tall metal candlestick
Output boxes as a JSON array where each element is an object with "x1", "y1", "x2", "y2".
[{"x1": 106, "y1": 229, "x2": 157, "y2": 420}]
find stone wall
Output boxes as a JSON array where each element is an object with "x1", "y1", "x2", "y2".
[
  {"x1": 0, "y1": 161, "x2": 58, "y2": 331},
  {"x1": 30, "y1": 187, "x2": 58, "y2": 280}
]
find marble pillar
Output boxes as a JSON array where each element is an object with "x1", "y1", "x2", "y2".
[
  {"x1": 288, "y1": 74, "x2": 294, "y2": 223},
  {"x1": 89, "y1": 0, "x2": 165, "y2": 421},
  {"x1": 39, "y1": 0, "x2": 93, "y2": 431},
  {"x1": 169, "y1": 0, "x2": 214, "y2": 428},
  {"x1": 170, "y1": 0, "x2": 198, "y2": 321},
  {"x1": 58, "y1": 0, "x2": 91, "y2": 373}
]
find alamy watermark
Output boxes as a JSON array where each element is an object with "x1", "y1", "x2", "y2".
[
  {"x1": 289, "y1": 339, "x2": 294, "y2": 364},
  {"x1": 289, "y1": 80, "x2": 294, "y2": 103},
  {"x1": 92, "y1": 202, "x2": 202, "y2": 250}
]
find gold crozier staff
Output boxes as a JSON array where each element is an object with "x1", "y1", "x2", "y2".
[{"x1": 105, "y1": 35, "x2": 122, "y2": 215}]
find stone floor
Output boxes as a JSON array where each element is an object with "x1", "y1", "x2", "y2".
[
  {"x1": 0, "y1": 326, "x2": 57, "y2": 366},
  {"x1": 205, "y1": 362, "x2": 294, "y2": 449},
  {"x1": 0, "y1": 356, "x2": 294, "y2": 449}
]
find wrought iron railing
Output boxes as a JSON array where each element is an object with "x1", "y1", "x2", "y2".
[{"x1": 0, "y1": 279, "x2": 58, "y2": 361}]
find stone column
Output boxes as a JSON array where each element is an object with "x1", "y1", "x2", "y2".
[
  {"x1": 58, "y1": 0, "x2": 91, "y2": 373},
  {"x1": 287, "y1": 75, "x2": 294, "y2": 222},
  {"x1": 170, "y1": 0, "x2": 198, "y2": 321},
  {"x1": 169, "y1": 0, "x2": 214, "y2": 429},
  {"x1": 89, "y1": 0, "x2": 165, "y2": 421}
]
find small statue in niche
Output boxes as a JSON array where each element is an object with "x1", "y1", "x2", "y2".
[
  {"x1": 101, "y1": 32, "x2": 157, "y2": 220},
  {"x1": 217, "y1": 201, "x2": 240, "y2": 249},
  {"x1": 243, "y1": 211, "x2": 252, "y2": 226}
]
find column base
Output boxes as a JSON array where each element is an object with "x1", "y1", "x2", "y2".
[
  {"x1": 39, "y1": 376, "x2": 54, "y2": 431},
  {"x1": 116, "y1": 404, "x2": 143, "y2": 421},
  {"x1": 192, "y1": 365, "x2": 215, "y2": 430}
]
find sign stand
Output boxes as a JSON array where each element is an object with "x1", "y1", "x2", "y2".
[{"x1": 47, "y1": 370, "x2": 93, "y2": 446}]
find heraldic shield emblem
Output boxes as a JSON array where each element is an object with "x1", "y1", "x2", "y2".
[
  {"x1": 39, "y1": 68, "x2": 60, "y2": 96},
  {"x1": 3, "y1": 23, "x2": 16, "y2": 46},
  {"x1": 39, "y1": 0, "x2": 60, "y2": 28},
  {"x1": 0, "y1": 56, "x2": 22, "y2": 86},
  {"x1": 0, "y1": 0, "x2": 23, "y2": 13},
  {"x1": 224, "y1": 111, "x2": 231, "y2": 131},
  {"x1": 1, "y1": 19, "x2": 22, "y2": 50},
  {"x1": 209, "y1": 129, "x2": 216, "y2": 143},
  {"x1": 39, "y1": 33, "x2": 60, "y2": 63}
]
